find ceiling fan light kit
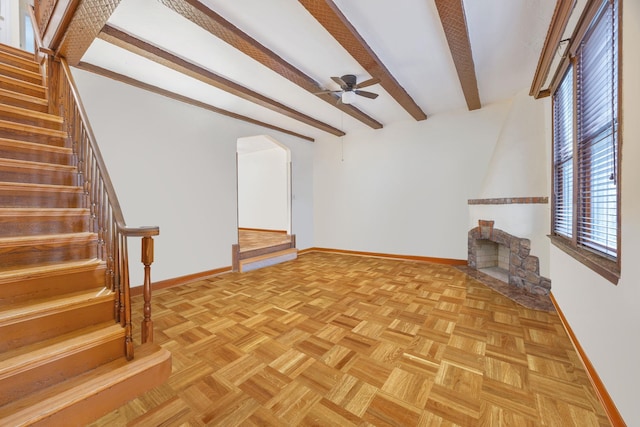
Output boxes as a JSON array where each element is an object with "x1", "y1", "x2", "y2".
[{"x1": 341, "y1": 91, "x2": 356, "y2": 104}]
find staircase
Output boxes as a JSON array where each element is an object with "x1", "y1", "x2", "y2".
[{"x1": 0, "y1": 43, "x2": 171, "y2": 425}]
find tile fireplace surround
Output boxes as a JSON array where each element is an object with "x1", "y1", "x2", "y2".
[{"x1": 468, "y1": 220, "x2": 551, "y2": 296}]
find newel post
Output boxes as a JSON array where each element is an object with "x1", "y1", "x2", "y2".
[{"x1": 141, "y1": 236, "x2": 155, "y2": 343}]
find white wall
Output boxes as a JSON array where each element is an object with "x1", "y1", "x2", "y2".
[
  {"x1": 71, "y1": 69, "x2": 314, "y2": 285},
  {"x1": 478, "y1": 89, "x2": 548, "y2": 198},
  {"x1": 238, "y1": 145, "x2": 288, "y2": 231},
  {"x1": 313, "y1": 101, "x2": 510, "y2": 259},
  {"x1": 468, "y1": 89, "x2": 550, "y2": 276},
  {"x1": 549, "y1": 1, "x2": 640, "y2": 423}
]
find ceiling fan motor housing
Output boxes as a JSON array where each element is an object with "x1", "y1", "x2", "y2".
[{"x1": 341, "y1": 74, "x2": 357, "y2": 90}]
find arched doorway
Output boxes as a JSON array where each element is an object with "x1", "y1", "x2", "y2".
[{"x1": 236, "y1": 135, "x2": 292, "y2": 256}]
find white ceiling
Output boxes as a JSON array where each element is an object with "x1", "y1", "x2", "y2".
[{"x1": 79, "y1": 0, "x2": 556, "y2": 142}]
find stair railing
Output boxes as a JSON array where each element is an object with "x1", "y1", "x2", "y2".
[
  {"x1": 50, "y1": 57, "x2": 158, "y2": 360},
  {"x1": 28, "y1": 5, "x2": 157, "y2": 361}
]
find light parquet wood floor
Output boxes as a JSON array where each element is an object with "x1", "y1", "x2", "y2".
[{"x1": 91, "y1": 252, "x2": 610, "y2": 426}]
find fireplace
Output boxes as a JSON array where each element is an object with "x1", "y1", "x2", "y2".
[
  {"x1": 468, "y1": 220, "x2": 551, "y2": 295},
  {"x1": 475, "y1": 240, "x2": 510, "y2": 282}
]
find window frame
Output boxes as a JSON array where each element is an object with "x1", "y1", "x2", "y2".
[{"x1": 549, "y1": 0, "x2": 621, "y2": 284}]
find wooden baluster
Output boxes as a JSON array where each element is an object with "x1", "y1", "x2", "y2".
[
  {"x1": 141, "y1": 236, "x2": 155, "y2": 344},
  {"x1": 121, "y1": 235, "x2": 134, "y2": 360}
]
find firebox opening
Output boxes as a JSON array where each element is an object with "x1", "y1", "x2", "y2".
[{"x1": 476, "y1": 240, "x2": 509, "y2": 283}]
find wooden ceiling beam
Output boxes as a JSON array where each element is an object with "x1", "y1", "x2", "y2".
[
  {"x1": 298, "y1": 0, "x2": 427, "y2": 121},
  {"x1": 57, "y1": 0, "x2": 123, "y2": 65},
  {"x1": 98, "y1": 25, "x2": 344, "y2": 137},
  {"x1": 434, "y1": 0, "x2": 481, "y2": 111},
  {"x1": 157, "y1": 0, "x2": 382, "y2": 130},
  {"x1": 75, "y1": 62, "x2": 315, "y2": 142}
]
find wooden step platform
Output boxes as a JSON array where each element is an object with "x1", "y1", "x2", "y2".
[
  {"x1": 0, "y1": 75, "x2": 46, "y2": 99},
  {"x1": 0, "y1": 158, "x2": 76, "y2": 185},
  {"x1": 0, "y1": 287, "x2": 114, "y2": 352},
  {"x1": 0, "y1": 61, "x2": 42, "y2": 85},
  {"x1": 0, "y1": 343, "x2": 171, "y2": 427},
  {"x1": 0, "y1": 119, "x2": 66, "y2": 145},
  {"x1": 0, "y1": 182, "x2": 84, "y2": 208},
  {"x1": 0, "y1": 104, "x2": 63, "y2": 130},
  {"x1": 0, "y1": 322, "x2": 124, "y2": 407},
  {"x1": 0, "y1": 88, "x2": 48, "y2": 112},
  {"x1": 234, "y1": 229, "x2": 297, "y2": 272},
  {"x1": 240, "y1": 241, "x2": 294, "y2": 259},
  {"x1": 0, "y1": 43, "x2": 36, "y2": 62},
  {"x1": 0, "y1": 207, "x2": 90, "y2": 236},
  {"x1": 239, "y1": 247, "x2": 298, "y2": 272},
  {"x1": 0, "y1": 137, "x2": 72, "y2": 164},
  {"x1": 0, "y1": 232, "x2": 98, "y2": 270},
  {"x1": 0, "y1": 259, "x2": 106, "y2": 304}
]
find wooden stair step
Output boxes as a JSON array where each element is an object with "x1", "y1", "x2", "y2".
[
  {"x1": 239, "y1": 241, "x2": 294, "y2": 260},
  {"x1": 0, "y1": 61, "x2": 42, "y2": 85},
  {"x1": 0, "y1": 232, "x2": 98, "y2": 270},
  {"x1": 0, "y1": 88, "x2": 48, "y2": 113},
  {"x1": 0, "y1": 342, "x2": 171, "y2": 426},
  {"x1": 0, "y1": 182, "x2": 84, "y2": 208},
  {"x1": 239, "y1": 248, "x2": 298, "y2": 272},
  {"x1": 0, "y1": 74, "x2": 46, "y2": 99},
  {"x1": 0, "y1": 104, "x2": 63, "y2": 130},
  {"x1": 0, "y1": 259, "x2": 106, "y2": 304},
  {"x1": 0, "y1": 119, "x2": 66, "y2": 146},
  {"x1": 0, "y1": 137, "x2": 73, "y2": 164},
  {"x1": 0, "y1": 158, "x2": 76, "y2": 185},
  {"x1": 0, "y1": 322, "x2": 124, "y2": 407},
  {"x1": 0, "y1": 288, "x2": 114, "y2": 352},
  {"x1": 0, "y1": 48, "x2": 38, "y2": 75},
  {"x1": 0, "y1": 207, "x2": 90, "y2": 237},
  {"x1": 0, "y1": 44, "x2": 36, "y2": 62}
]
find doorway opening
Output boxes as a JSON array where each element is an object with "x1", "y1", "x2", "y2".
[{"x1": 234, "y1": 135, "x2": 295, "y2": 271}]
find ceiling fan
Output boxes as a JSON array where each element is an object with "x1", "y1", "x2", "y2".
[{"x1": 316, "y1": 74, "x2": 380, "y2": 104}]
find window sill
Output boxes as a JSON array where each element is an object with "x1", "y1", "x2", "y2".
[{"x1": 549, "y1": 235, "x2": 620, "y2": 285}]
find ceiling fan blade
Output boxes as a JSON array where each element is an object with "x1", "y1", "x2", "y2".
[
  {"x1": 356, "y1": 78, "x2": 380, "y2": 89},
  {"x1": 355, "y1": 90, "x2": 379, "y2": 99},
  {"x1": 331, "y1": 76, "x2": 347, "y2": 89},
  {"x1": 314, "y1": 90, "x2": 341, "y2": 95}
]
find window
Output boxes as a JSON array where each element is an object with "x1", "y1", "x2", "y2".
[
  {"x1": 553, "y1": 67, "x2": 574, "y2": 239},
  {"x1": 551, "y1": 0, "x2": 620, "y2": 283}
]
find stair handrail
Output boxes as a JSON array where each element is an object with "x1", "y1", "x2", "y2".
[{"x1": 52, "y1": 57, "x2": 158, "y2": 360}]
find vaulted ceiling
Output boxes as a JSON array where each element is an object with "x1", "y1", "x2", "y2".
[{"x1": 56, "y1": 0, "x2": 557, "y2": 142}]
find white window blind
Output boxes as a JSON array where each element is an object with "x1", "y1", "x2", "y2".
[
  {"x1": 553, "y1": 66, "x2": 574, "y2": 239},
  {"x1": 576, "y1": 0, "x2": 618, "y2": 258},
  {"x1": 551, "y1": 0, "x2": 619, "y2": 264}
]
